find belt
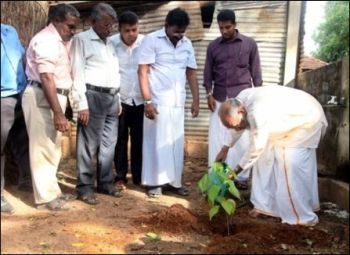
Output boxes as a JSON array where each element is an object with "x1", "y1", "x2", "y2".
[
  {"x1": 28, "y1": 80, "x2": 69, "y2": 96},
  {"x1": 86, "y1": 83, "x2": 120, "y2": 95}
]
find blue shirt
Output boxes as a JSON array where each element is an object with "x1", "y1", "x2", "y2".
[{"x1": 1, "y1": 24, "x2": 27, "y2": 97}]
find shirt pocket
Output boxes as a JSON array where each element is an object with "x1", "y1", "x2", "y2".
[
  {"x1": 175, "y1": 49, "x2": 190, "y2": 69},
  {"x1": 237, "y1": 50, "x2": 250, "y2": 68}
]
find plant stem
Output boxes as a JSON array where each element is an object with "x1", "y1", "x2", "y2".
[{"x1": 226, "y1": 214, "x2": 230, "y2": 236}]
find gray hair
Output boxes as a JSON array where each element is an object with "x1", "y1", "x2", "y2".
[
  {"x1": 227, "y1": 98, "x2": 244, "y2": 117},
  {"x1": 48, "y1": 4, "x2": 80, "y2": 24},
  {"x1": 90, "y1": 3, "x2": 117, "y2": 21}
]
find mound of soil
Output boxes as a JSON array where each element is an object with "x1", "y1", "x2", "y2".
[
  {"x1": 206, "y1": 207, "x2": 348, "y2": 254},
  {"x1": 135, "y1": 203, "x2": 211, "y2": 235}
]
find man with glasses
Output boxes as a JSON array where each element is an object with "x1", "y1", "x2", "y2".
[
  {"x1": 138, "y1": 8, "x2": 200, "y2": 198},
  {"x1": 71, "y1": 3, "x2": 122, "y2": 205},
  {"x1": 22, "y1": 4, "x2": 80, "y2": 211}
]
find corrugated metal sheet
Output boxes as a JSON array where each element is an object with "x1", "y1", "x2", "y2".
[
  {"x1": 184, "y1": 1, "x2": 288, "y2": 139},
  {"x1": 68, "y1": 1, "x2": 288, "y2": 141}
]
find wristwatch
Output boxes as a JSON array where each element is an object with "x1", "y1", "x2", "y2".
[{"x1": 144, "y1": 99, "x2": 152, "y2": 105}]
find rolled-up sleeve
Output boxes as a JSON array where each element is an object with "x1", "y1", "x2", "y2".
[
  {"x1": 138, "y1": 35, "x2": 155, "y2": 65},
  {"x1": 70, "y1": 36, "x2": 88, "y2": 110},
  {"x1": 33, "y1": 40, "x2": 58, "y2": 74}
]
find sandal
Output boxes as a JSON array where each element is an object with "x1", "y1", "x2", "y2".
[
  {"x1": 147, "y1": 187, "x2": 162, "y2": 198},
  {"x1": 234, "y1": 180, "x2": 249, "y2": 190},
  {"x1": 37, "y1": 197, "x2": 70, "y2": 211},
  {"x1": 59, "y1": 193, "x2": 77, "y2": 201},
  {"x1": 77, "y1": 193, "x2": 99, "y2": 205},
  {"x1": 114, "y1": 180, "x2": 127, "y2": 191},
  {"x1": 164, "y1": 185, "x2": 189, "y2": 196},
  {"x1": 248, "y1": 209, "x2": 270, "y2": 219}
]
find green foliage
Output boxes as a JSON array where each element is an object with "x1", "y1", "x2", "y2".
[
  {"x1": 312, "y1": 1, "x2": 349, "y2": 62},
  {"x1": 198, "y1": 162, "x2": 241, "y2": 220}
]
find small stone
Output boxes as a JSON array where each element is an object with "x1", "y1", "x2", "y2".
[{"x1": 281, "y1": 244, "x2": 288, "y2": 250}]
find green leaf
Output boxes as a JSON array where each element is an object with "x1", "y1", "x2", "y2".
[
  {"x1": 208, "y1": 185, "x2": 221, "y2": 205},
  {"x1": 213, "y1": 161, "x2": 224, "y2": 173},
  {"x1": 198, "y1": 174, "x2": 210, "y2": 193},
  {"x1": 209, "y1": 205, "x2": 220, "y2": 220},
  {"x1": 228, "y1": 170, "x2": 237, "y2": 180},
  {"x1": 227, "y1": 181, "x2": 241, "y2": 200},
  {"x1": 220, "y1": 199, "x2": 236, "y2": 215}
]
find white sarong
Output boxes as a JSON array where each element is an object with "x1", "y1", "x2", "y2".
[
  {"x1": 208, "y1": 100, "x2": 250, "y2": 181},
  {"x1": 141, "y1": 105, "x2": 184, "y2": 188},
  {"x1": 251, "y1": 145, "x2": 320, "y2": 225}
]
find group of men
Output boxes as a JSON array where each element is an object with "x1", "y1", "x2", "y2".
[{"x1": 1, "y1": 3, "x2": 327, "y2": 227}]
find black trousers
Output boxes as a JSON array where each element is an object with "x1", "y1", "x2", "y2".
[{"x1": 114, "y1": 102, "x2": 144, "y2": 185}]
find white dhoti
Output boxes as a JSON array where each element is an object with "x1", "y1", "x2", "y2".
[
  {"x1": 141, "y1": 105, "x2": 184, "y2": 188},
  {"x1": 208, "y1": 100, "x2": 250, "y2": 181},
  {"x1": 251, "y1": 145, "x2": 320, "y2": 225}
]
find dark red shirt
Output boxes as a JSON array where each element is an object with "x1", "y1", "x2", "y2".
[{"x1": 203, "y1": 31, "x2": 262, "y2": 102}]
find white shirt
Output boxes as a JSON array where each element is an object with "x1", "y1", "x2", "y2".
[
  {"x1": 70, "y1": 28, "x2": 120, "y2": 110},
  {"x1": 110, "y1": 33, "x2": 144, "y2": 106},
  {"x1": 224, "y1": 86, "x2": 328, "y2": 170},
  {"x1": 138, "y1": 28, "x2": 197, "y2": 107}
]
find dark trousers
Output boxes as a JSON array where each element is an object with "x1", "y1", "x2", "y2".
[
  {"x1": 1, "y1": 95, "x2": 31, "y2": 195},
  {"x1": 76, "y1": 90, "x2": 120, "y2": 196},
  {"x1": 114, "y1": 102, "x2": 144, "y2": 185}
]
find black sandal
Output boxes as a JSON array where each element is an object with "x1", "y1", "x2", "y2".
[
  {"x1": 164, "y1": 185, "x2": 189, "y2": 196},
  {"x1": 234, "y1": 180, "x2": 249, "y2": 190}
]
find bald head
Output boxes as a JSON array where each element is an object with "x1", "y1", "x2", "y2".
[{"x1": 219, "y1": 98, "x2": 248, "y2": 131}]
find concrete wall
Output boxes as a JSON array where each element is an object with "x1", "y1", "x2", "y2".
[{"x1": 296, "y1": 56, "x2": 349, "y2": 180}]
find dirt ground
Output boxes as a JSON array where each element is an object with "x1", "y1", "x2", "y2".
[{"x1": 1, "y1": 157, "x2": 349, "y2": 254}]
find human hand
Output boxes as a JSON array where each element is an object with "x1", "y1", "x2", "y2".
[
  {"x1": 144, "y1": 103, "x2": 158, "y2": 120},
  {"x1": 207, "y1": 95, "x2": 216, "y2": 112},
  {"x1": 78, "y1": 109, "x2": 89, "y2": 126},
  {"x1": 191, "y1": 101, "x2": 199, "y2": 118},
  {"x1": 54, "y1": 113, "x2": 70, "y2": 132},
  {"x1": 215, "y1": 145, "x2": 229, "y2": 162}
]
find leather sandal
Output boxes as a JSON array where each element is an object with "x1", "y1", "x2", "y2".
[
  {"x1": 37, "y1": 198, "x2": 70, "y2": 211},
  {"x1": 59, "y1": 193, "x2": 77, "y2": 201},
  {"x1": 164, "y1": 185, "x2": 189, "y2": 196},
  {"x1": 234, "y1": 180, "x2": 249, "y2": 190},
  {"x1": 77, "y1": 193, "x2": 99, "y2": 205},
  {"x1": 97, "y1": 187, "x2": 122, "y2": 198}
]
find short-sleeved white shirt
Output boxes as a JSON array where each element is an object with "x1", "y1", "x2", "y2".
[
  {"x1": 138, "y1": 28, "x2": 197, "y2": 107},
  {"x1": 110, "y1": 33, "x2": 145, "y2": 106}
]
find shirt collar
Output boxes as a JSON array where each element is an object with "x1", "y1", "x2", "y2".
[
  {"x1": 156, "y1": 27, "x2": 188, "y2": 44},
  {"x1": 219, "y1": 29, "x2": 243, "y2": 43},
  {"x1": 47, "y1": 23, "x2": 64, "y2": 43},
  {"x1": 113, "y1": 33, "x2": 143, "y2": 48},
  {"x1": 88, "y1": 27, "x2": 102, "y2": 40}
]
